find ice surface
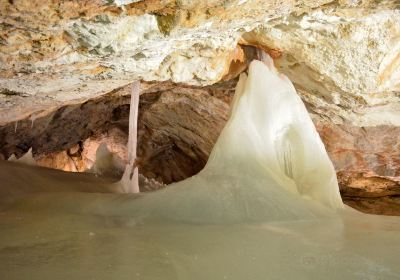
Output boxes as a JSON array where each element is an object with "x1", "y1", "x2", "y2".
[{"x1": 0, "y1": 58, "x2": 399, "y2": 279}]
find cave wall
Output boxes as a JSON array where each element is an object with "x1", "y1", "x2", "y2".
[
  {"x1": 1, "y1": 1, "x2": 400, "y2": 214},
  {"x1": 1, "y1": 79, "x2": 400, "y2": 215}
]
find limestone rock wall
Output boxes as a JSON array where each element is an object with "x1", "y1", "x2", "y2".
[{"x1": 1, "y1": 0, "x2": 399, "y2": 125}]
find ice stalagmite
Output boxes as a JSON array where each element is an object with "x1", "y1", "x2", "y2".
[
  {"x1": 8, "y1": 148, "x2": 36, "y2": 166},
  {"x1": 214, "y1": 56, "x2": 344, "y2": 209},
  {"x1": 124, "y1": 56, "x2": 343, "y2": 223},
  {"x1": 90, "y1": 143, "x2": 125, "y2": 177}
]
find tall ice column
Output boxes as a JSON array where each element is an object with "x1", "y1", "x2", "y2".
[{"x1": 120, "y1": 81, "x2": 140, "y2": 193}]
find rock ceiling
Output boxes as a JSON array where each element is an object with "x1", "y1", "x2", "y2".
[{"x1": 1, "y1": 0, "x2": 399, "y2": 126}]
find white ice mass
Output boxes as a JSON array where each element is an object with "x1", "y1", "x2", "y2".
[{"x1": 121, "y1": 58, "x2": 344, "y2": 223}]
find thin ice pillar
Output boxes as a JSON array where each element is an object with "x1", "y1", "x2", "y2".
[{"x1": 120, "y1": 81, "x2": 140, "y2": 193}]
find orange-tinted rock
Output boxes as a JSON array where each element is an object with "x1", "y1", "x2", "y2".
[
  {"x1": 35, "y1": 127, "x2": 128, "y2": 175},
  {"x1": 36, "y1": 150, "x2": 79, "y2": 172},
  {"x1": 316, "y1": 121, "x2": 400, "y2": 215}
]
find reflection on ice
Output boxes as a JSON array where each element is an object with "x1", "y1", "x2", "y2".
[{"x1": 0, "y1": 57, "x2": 399, "y2": 279}]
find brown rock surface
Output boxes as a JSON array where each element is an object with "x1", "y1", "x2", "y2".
[
  {"x1": 317, "y1": 122, "x2": 400, "y2": 215},
  {"x1": 0, "y1": 80, "x2": 236, "y2": 183}
]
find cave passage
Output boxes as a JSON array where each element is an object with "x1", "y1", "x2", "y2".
[{"x1": 0, "y1": 58, "x2": 399, "y2": 280}]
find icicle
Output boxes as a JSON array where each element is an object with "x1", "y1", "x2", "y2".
[
  {"x1": 119, "y1": 81, "x2": 140, "y2": 193},
  {"x1": 30, "y1": 114, "x2": 36, "y2": 129}
]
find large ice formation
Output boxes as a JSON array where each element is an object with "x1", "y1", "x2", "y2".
[{"x1": 119, "y1": 57, "x2": 343, "y2": 223}]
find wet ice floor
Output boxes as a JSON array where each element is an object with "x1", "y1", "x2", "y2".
[{"x1": 1, "y1": 160, "x2": 399, "y2": 279}]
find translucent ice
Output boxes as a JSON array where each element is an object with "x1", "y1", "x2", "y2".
[{"x1": 207, "y1": 59, "x2": 344, "y2": 209}]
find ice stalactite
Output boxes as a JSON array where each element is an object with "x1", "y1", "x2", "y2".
[
  {"x1": 119, "y1": 81, "x2": 140, "y2": 193},
  {"x1": 29, "y1": 114, "x2": 36, "y2": 129}
]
